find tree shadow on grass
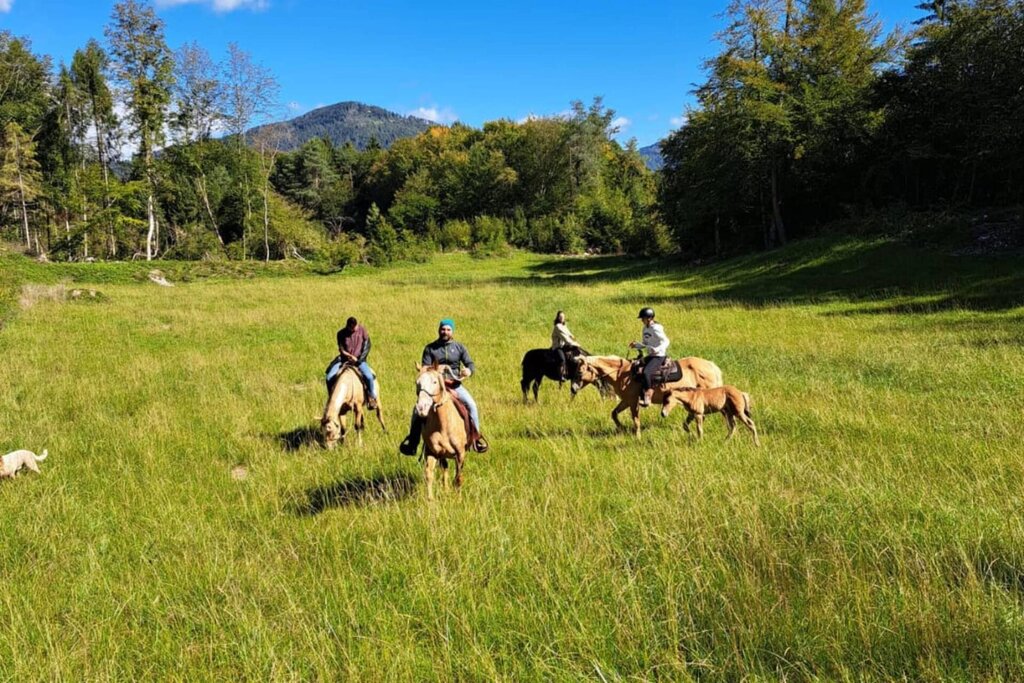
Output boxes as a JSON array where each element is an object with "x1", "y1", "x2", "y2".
[
  {"x1": 287, "y1": 472, "x2": 419, "y2": 515},
  {"x1": 504, "y1": 238, "x2": 1024, "y2": 314},
  {"x1": 277, "y1": 424, "x2": 322, "y2": 451}
]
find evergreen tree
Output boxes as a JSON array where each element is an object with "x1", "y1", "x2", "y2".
[{"x1": 1, "y1": 122, "x2": 44, "y2": 251}]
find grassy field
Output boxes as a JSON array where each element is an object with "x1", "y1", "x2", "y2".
[{"x1": 1, "y1": 238, "x2": 1023, "y2": 680}]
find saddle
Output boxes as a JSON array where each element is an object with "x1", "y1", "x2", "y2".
[
  {"x1": 445, "y1": 381, "x2": 483, "y2": 452},
  {"x1": 327, "y1": 361, "x2": 373, "y2": 405},
  {"x1": 632, "y1": 357, "x2": 684, "y2": 386}
]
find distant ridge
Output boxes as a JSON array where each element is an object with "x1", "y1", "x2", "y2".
[
  {"x1": 248, "y1": 101, "x2": 435, "y2": 151},
  {"x1": 639, "y1": 142, "x2": 663, "y2": 171}
]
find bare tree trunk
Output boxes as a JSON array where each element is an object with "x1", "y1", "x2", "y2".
[
  {"x1": 263, "y1": 177, "x2": 271, "y2": 263},
  {"x1": 196, "y1": 173, "x2": 223, "y2": 244},
  {"x1": 146, "y1": 192, "x2": 156, "y2": 261},
  {"x1": 243, "y1": 171, "x2": 252, "y2": 261}
]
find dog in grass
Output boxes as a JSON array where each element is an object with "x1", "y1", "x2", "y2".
[
  {"x1": 661, "y1": 386, "x2": 761, "y2": 446},
  {"x1": 1, "y1": 449, "x2": 49, "y2": 479}
]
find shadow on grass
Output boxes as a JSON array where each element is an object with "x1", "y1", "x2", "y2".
[
  {"x1": 287, "y1": 472, "x2": 419, "y2": 515},
  {"x1": 502, "y1": 238, "x2": 1024, "y2": 313},
  {"x1": 277, "y1": 424, "x2": 322, "y2": 451}
]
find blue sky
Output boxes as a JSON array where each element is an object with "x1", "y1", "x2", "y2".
[{"x1": 3, "y1": 0, "x2": 921, "y2": 147}]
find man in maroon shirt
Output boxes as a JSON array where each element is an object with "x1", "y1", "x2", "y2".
[{"x1": 326, "y1": 316, "x2": 378, "y2": 408}]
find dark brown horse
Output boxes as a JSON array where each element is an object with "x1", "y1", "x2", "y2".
[{"x1": 520, "y1": 347, "x2": 612, "y2": 403}]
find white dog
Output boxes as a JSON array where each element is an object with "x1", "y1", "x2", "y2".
[{"x1": 0, "y1": 449, "x2": 48, "y2": 478}]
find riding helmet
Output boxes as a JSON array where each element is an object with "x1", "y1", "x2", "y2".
[{"x1": 637, "y1": 307, "x2": 655, "y2": 319}]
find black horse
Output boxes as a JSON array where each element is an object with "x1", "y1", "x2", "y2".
[{"x1": 520, "y1": 348, "x2": 610, "y2": 403}]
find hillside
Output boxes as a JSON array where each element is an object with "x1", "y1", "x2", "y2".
[
  {"x1": 248, "y1": 101, "x2": 434, "y2": 151},
  {"x1": 639, "y1": 142, "x2": 663, "y2": 171}
]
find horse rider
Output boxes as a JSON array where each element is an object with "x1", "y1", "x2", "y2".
[
  {"x1": 326, "y1": 316, "x2": 378, "y2": 409},
  {"x1": 400, "y1": 318, "x2": 489, "y2": 455},
  {"x1": 629, "y1": 307, "x2": 670, "y2": 407},
  {"x1": 551, "y1": 310, "x2": 585, "y2": 380}
]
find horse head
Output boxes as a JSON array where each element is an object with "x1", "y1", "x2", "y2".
[
  {"x1": 321, "y1": 414, "x2": 342, "y2": 448},
  {"x1": 570, "y1": 356, "x2": 599, "y2": 396},
  {"x1": 415, "y1": 363, "x2": 445, "y2": 418}
]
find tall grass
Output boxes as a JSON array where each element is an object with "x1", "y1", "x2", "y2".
[{"x1": 1, "y1": 238, "x2": 1023, "y2": 679}]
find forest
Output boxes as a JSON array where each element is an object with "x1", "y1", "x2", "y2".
[{"x1": 1, "y1": 0, "x2": 1021, "y2": 264}]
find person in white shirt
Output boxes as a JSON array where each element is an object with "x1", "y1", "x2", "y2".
[
  {"x1": 551, "y1": 310, "x2": 584, "y2": 379},
  {"x1": 629, "y1": 307, "x2": 670, "y2": 407}
]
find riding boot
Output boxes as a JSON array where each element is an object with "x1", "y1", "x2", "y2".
[
  {"x1": 399, "y1": 416, "x2": 423, "y2": 456},
  {"x1": 639, "y1": 387, "x2": 655, "y2": 407}
]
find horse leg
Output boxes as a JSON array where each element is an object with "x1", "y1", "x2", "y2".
[
  {"x1": 683, "y1": 412, "x2": 694, "y2": 434},
  {"x1": 424, "y1": 455, "x2": 437, "y2": 501},
  {"x1": 739, "y1": 413, "x2": 761, "y2": 447},
  {"x1": 611, "y1": 400, "x2": 628, "y2": 431},
  {"x1": 631, "y1": 405, "x2": 642, "y2": 440},
  {"x1": 521, "y1": 374, "x2": 531, "y2": 404},
  {"x1": 725, "y1": 412, "x2": 737, "y2": 441},
  {"x1": 696, "y1": 414, "x2": 705, "y2": 440},
  {"x1": 352, "y1": 404, "x2": 364, "y2": 447},
  {"x1": 533, "y1": 378, "x2": 541, "y2": 402},
  {"x1": 375, "y1": 400, "x2": 387, "y2": 433},
  {"x1": 338, "y1": 414, "x2": 348, "y2": 444},
  {"x1": 440, "y1": 458, "x2": 450, "y2": 491},
  {"x1": 454, "y1": 448, "x2": 465, "y2": 490}
]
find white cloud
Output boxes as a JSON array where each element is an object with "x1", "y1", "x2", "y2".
[
  {"x1": 156, "y1": 0, "x2": 268, "y2": 13},
  {"x1": 670, "y1": 114, "x2": 689, "y2": 127},
  {"x1": 611, "y1": 116, "x2": 631, "y2": 133},
  {"x1": 287, "y1": 101, "x2": 303, "y2": 113},
  {"x1": 0, "y1": 0, "x2": 13, "y2": 13},
  {"x1": 408, "y1": 106, "x2": 458, "y2": 125}
]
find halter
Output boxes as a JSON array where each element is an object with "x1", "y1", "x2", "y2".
[{"x1": 416, "y1": 371, "x2": 449, "y2": 411}]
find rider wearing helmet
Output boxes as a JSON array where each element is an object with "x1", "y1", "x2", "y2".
[{"x1": 629, "y1": 307, "x2": 670, "y2": 407}]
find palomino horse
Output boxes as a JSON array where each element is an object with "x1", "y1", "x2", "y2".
[
  {"x1": 414, "y1": 363, "x2": 468, "y2": 501},
  {"x1": 321, "y1": 365, "x2": 386, "y2": 448},
  {"x1": 570, "y1": 355, "x2": 723, "y2": 438}
]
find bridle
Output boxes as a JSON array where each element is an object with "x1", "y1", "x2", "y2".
[{"x1": 416, "y1": 371, "x2": 449, "y2": 411}]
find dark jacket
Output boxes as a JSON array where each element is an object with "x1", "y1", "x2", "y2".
[
  {"x1": 337, "y1": 324, "x2": 371, "y2": 363},
  {"x1": 421, "y1": 338, "x2": 474, "y2": 383}
]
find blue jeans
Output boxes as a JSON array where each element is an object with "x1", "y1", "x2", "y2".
[
  {"x1": 357, "y1": 361, "x2": 378, "y2": 399},
  {"x1": 452, "y1": 384, "x2": 480, "y2": 432}
]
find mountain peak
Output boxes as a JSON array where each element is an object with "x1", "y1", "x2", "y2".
[{"x1": 248, "y1": 101, "x2": 435, "y2": 151}]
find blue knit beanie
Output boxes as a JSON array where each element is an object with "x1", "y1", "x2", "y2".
[{"x1": 439, "y1": 318, "x2": 455, "y2": 331}]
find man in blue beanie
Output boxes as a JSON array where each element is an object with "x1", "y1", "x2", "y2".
[{"x1": 400, "y1": 318, "x2": 489, "y2": 455}]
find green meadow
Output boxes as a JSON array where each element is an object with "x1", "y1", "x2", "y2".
[{"x1": 1, "y1": 238, "x2": 1023, "y2": 680}]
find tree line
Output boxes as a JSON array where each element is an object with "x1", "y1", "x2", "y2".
[
  {"x1": 660, "y1": 0, "x2": 1024, "y2": 255},
  {"x1": 2, "y1": 0, "x2": 1021, "y2": 264}
]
